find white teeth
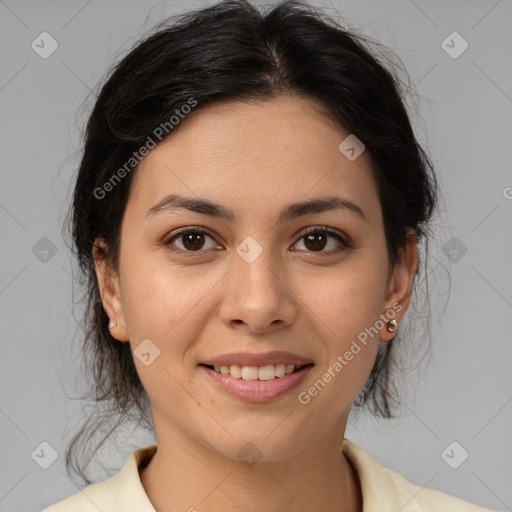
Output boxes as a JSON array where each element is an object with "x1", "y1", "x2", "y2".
[
  {"x1": 258, "y1": 364, "x2": 276, "y2": 381},
  {"x1": 275, "y1": 364, "x2": 286, "y2": 377},
  {"x1": 241, "y1": 366, "x2": 258, "y2": 380},
  {"x1": 209, "y1": 363, "x2": 306, "y2": 380},
  {"x1": 229, "y1": 365, "x2": 242, "y2": 378}
]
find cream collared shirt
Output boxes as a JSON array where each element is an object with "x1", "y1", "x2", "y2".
[{"x1": 42, "y1": 440, "x2": 497, "y2": 511}]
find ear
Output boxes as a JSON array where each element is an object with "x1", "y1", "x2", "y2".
[
  {"x1": 92, "y1": 238, "x2": 129, "y2": 342},
  {"x1": 380, "y1": 228, "x2": 418, "y2": 342}
]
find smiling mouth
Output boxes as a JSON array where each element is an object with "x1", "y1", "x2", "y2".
[{"x1": 200, "y1": 363, "x2": 313, "y2": 380}]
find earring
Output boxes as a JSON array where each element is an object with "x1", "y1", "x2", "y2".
[
  {"x1": 386, "y1": 319, "x2": 398, "y2": 332},
  {"x1": 108, "y1": 320, "x2": 117, "y2": 330}
]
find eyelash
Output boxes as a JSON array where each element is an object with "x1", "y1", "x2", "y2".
[{"x1": 164, "y1": 225, "x2": 351, "y2": 255}]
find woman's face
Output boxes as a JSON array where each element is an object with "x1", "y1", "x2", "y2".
[{"x1": 95, "y1": 95, "x2": 416, "y2": 462}]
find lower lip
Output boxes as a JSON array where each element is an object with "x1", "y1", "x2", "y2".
[{"x1": 200, "y1": 364, "x2": 314, "y2": 403}]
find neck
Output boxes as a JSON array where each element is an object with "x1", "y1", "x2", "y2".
[{"x1": 140, "y1": 417, "x2": 362, "y2": 512}]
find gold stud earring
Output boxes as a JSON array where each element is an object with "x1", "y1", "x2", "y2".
[
  {"x1": 108, "y1": 320, "x2": 117, "y2": 330},
  {"x1": 386, "y1": 319, "x2": 398, "y2": 332}
]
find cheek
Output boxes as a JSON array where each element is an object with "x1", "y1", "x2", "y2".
[
  {"x1": 121, "y1": 252, "x2": 193, "y2": 325},
  {"x1": 294, "y1": 272, "x2": 384, "y2": 418},
  {"x1": 119, "y1": 252, "x2": 226, "y2": 369},
  {"x1": 118, "y1": 256, "x2": 206, "y2": 403},
  {"x1": 300, "y1": 260, "x2": 388, "y2": 345},
  {"x1": 293, "y1": 255, "x2": 387, "y2": 404}
]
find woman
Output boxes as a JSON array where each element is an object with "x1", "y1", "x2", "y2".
[{"x1": 42, "y1": 1, "x2": 497, "y2": 510}]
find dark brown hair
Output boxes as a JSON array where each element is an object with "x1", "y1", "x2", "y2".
[{"x1": 63, "y1": 0, "x2": 437, "y2": 484}]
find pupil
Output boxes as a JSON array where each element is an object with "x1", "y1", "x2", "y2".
[
  {"x1": 183, "y1": 232, "x2": 204, "y2": 251},
  {"x1": 305, "y1": 232, "x2": 326, "y2": 251}
]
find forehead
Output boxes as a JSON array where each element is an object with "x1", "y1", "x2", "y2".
[{"x1": 126, "y1": 95, "x2": 381, "y2": 224}]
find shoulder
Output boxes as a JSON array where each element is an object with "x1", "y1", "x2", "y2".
[
  {"x1": 41, "y1": 445, "x2": 158, "y2": 512},
  {"x1": 342, "y1": 439, "x2": 498, "y2": 512},
  {"x1": 40, "y1": 478, "x2": 116, "y2": 512}
]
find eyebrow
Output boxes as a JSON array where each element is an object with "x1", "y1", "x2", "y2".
[{"x1": 145, "y1": 194, "x2": 367, "y2": 223}]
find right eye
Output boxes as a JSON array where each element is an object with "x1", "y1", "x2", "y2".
[{"x1": 165, "y1": 227, "x2": 222, "y2": 253}]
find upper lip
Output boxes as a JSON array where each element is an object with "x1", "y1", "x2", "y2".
[{"x1": 201, "y1": 351, "x2": 314, "y2": 367}]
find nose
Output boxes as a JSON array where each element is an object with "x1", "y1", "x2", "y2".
[{"x1": 218, "y1": 244, "x2": 298, "y2": 334}]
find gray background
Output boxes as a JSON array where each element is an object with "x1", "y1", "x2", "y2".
[{"x1": 1, "y1": 0, "x2": 511, "y2": 510}]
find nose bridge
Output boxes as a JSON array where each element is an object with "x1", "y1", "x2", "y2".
[
  {"x1": 231, "y1": 235, "x2": 281, "y2": 295},
  {"x1": 219, "y1": 234, "x2": 296, "y2": 332}
]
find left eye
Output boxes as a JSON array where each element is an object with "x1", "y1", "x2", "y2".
[{"x1": 292, "y1": 228, "x2": 348, "y2": 253}]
